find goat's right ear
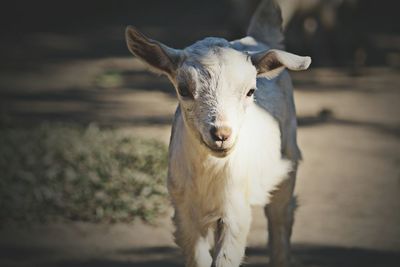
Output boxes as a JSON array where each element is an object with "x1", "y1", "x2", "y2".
[{"x1": 125, "y1": 26, "x2": 182, "y2": 77}]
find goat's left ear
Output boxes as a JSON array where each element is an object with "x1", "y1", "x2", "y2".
[
  {"x1": 251, "y1": 49, "x2": 311, "y2": 79},
  {"x1": 125, "y1": 26, "x2": 183, "y2": 77}
]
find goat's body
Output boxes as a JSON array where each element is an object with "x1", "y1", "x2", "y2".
[
  {"x1": 168, "y1": 37, "x2": 300, "y2": 267},
  {"x1": 125, "y1": 1, "x2": 308, "y2": 266}
]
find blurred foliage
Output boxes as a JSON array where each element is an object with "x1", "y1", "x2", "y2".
[
  {"x1": 95, "y1": 70, "x2": 124, "y2": 89},
  {"x1": 0, "y1": 124, "x2": 169, "y2": 224}
]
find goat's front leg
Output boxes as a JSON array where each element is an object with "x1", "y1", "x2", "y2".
[
  {"x1": 173, "y1": 207, "x2": 212, "y2": 267},
  {"x1": 212, "y1": 204, "x2": 251, "y2": 267},
  {"x1": 265, "y1": 169, "x2": 297, "y2": 267}
]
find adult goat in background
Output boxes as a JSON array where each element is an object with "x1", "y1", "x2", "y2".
[{"x1": 125, "y1": 0, "x2": 311, "y2": 266}]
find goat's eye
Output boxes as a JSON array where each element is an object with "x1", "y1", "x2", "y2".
[
  {"x1": 178, "y1": 84, "x2": 192, "y2": 98},
  {"x1": 246, "y1": 88, "x2": 256, "y2": 97}
]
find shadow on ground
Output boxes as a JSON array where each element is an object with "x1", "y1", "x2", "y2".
[
  {"x1": 297, "y1": 109, "x2": 400, "y2": 138},
  {"x1": 58, "y1": 245, "x2": 400, "y2": 267},
  {"x1": 2, "y1": 245, "x2": 398, "y2": 267}
]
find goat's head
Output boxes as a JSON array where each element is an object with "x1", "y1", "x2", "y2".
[{"x1": 125, "y1": 26, "x2": 311, "y2": 157}]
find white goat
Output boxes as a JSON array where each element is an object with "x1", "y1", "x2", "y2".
[{"x1": 125, "y1": 1, "x2": 311, "y2": 266}]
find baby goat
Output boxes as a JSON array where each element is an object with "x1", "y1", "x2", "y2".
[{"x1": 125, "y1": 1, "x2": 311, "y2": 266}]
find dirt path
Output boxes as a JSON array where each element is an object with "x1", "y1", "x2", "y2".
[{"x1": 0, "y1": 59, "x2": 399, "y2": 266}]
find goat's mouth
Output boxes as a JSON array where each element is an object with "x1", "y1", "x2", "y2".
[{"x1": 199, "y1": 137, "x2": 234, "y2": 158}]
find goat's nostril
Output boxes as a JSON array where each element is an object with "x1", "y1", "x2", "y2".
[{"x1": 210, "y1": 126, "x2": 232, "y2": 142}]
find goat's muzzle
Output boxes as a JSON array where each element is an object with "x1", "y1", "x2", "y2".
[{"x1": 200, "y1": 126, "x2": 236, "y2": 158}]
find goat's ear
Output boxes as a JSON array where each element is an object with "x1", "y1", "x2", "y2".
[
  {"x1": 125, "y1": 26, "x2": 182, "y2": 77},
  {"x1": 251, "y1": 49, "x2": 311, "y2": 79}
]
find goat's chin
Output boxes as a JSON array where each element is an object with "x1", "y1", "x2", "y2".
[{"x1": 208, "y1": 147, "x2": 233, "y2": 158}]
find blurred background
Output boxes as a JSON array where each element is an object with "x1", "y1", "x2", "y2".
[{"x1": 0, "y1": 0, "x2": 399, "y2": 266}]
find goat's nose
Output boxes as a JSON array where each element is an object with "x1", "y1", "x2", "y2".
[{"x1": 210, "y1": 126, "x2": 232, "y2": 142}]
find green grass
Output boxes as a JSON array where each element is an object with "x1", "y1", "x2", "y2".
[{"x1": 0, "y1": 124, "x2": 169, "y2": 224}]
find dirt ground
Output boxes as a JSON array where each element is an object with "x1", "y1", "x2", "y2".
[{"x1": 0, "y1": 56, "x2": 400, "y2": 266}]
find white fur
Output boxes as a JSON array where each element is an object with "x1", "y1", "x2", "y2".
[
  {"x1": 166, "y1": 39, "x2": 307, "y2": 267},
  {"x1": 165, "y1": 41, "x2": 309, "y2": 267}
]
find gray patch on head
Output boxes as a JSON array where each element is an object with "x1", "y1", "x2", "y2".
[{"x1": 184, "y1": 37, "x2": 231, "y2": 56}]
